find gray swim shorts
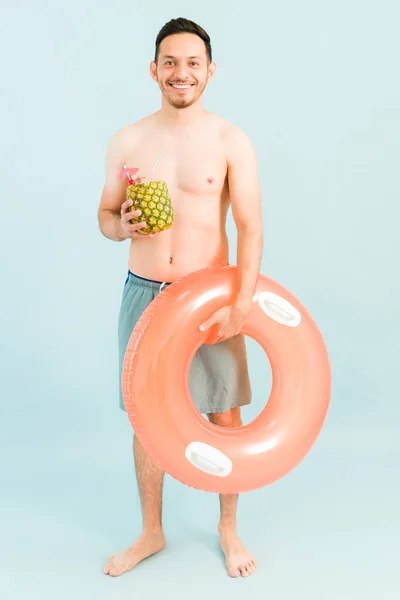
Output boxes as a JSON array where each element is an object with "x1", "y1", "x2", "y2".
[{"x1": 118, "y1": 270, "x2": 252, "y2": 414}]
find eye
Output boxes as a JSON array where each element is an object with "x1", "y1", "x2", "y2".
[
  {"x1": 165, "y1": 61, "x2": 173, "y2": 65},
  {"x1": 190, "y1": 62, "x2": 199, "y2": 66}
]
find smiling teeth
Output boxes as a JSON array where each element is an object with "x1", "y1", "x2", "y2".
[{"x1": 171, "y1": 84, "x2": 192, "y2": 89}]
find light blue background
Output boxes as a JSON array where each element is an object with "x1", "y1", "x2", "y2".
[{"x1": 1, "y1": 0, "x2": 399, "y2": 598}]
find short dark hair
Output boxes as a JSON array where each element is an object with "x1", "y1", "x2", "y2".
[{"x1": 155, "y1": 18, "x2": 212, "y2": 64}]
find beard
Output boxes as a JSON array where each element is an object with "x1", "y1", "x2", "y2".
[{"x1": 159, "y1": 79, "x2": 208, "y2": 109}]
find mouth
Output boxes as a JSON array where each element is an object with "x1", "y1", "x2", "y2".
[{"x1": 169, "y1": 83, "x2": 194, "y2": 91}]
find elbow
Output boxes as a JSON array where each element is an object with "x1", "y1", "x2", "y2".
[
  {"x1": 237, "y1": 223, "x2": 263, "y2": 239},
  {"x1": 97, "y1": 209, "x2": 103, "y2": 232},
  {"x1": 97, "y1": 208, "x2": 108, "y2": 236}
]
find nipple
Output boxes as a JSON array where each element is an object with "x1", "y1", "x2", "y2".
[{"x1": 207, "y1": 177, "x2": 214, "y2": 184}]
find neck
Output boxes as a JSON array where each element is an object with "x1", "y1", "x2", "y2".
[{"x1": 157, "y1": 98, "x2": 207, "y2": 128}]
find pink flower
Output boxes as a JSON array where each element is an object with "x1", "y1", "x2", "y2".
[{"x1": 118, "y1": 166, "x2": 140, "y2": 180}]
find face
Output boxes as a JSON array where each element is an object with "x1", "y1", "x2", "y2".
[{"x1": 150, "y1": 33, "x2": 216, "y2": 109}]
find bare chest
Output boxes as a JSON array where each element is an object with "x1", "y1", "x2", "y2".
[{"x1": 125, "y1": 133, "x2": 228, "y2": 197}]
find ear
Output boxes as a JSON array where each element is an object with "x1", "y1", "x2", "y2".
[
  {"x1": 149, "y1": 60, "x2": 158, "y2": 83},
  {"x1": 207, "y1": 61, "x2": 217, "y2": 83}
]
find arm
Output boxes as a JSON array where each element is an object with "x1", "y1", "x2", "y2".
[
  {"x1": 225, "y1": 126, "x2": 264, "y2": 311},
  {"x1": 97, "y1": 130, "x2": 129, "y2": 242}
]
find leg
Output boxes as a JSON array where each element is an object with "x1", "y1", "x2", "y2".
[
  {"x1": 105, "y1": 274, "x2": 169, "y2": 576},
  {"x1": 133, "y1": 434, "x2": 165, "y2": 532},
  {"x1": 207, "y1": 407, "x2": 257, "y2": 578},
  {"x1": 103, "y1": 434, "x2": 166, "y2": 576}
]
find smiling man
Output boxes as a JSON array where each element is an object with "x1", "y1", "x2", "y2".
[{"x1": 98, "y1": 17, "x2": 263, "y2": 578}]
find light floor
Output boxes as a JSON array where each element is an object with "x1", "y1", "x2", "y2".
[{"x1": 2, "y1": 402, "x2": 399, "y2": 600}]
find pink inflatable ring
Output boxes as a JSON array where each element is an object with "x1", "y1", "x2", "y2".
[{"x1": 122, "y1": 265, "x2": 331, "y2": 494}]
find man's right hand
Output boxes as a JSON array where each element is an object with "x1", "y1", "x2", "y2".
[{"x1": 119, "y1": 199, "x2": 153, "y2": 239}]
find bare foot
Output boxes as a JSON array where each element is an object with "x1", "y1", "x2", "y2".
[
  {"x1": 103, "y1": 531, "x2": 166, "y2": 576},
  {"x1": 219, "y1": 527, "x2": 257, "y2": 578}
]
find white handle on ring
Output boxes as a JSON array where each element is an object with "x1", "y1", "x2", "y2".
[
  {"x1": 185, "y1": 441, "x2": 232, "y2": 477},
  {"x1": 258, "y1": 291, "x2": 301, "y2": 327}
]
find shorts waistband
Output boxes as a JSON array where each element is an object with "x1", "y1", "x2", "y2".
[{"x1": 126, "y1": 270, "x2": 172, "y2": 290}]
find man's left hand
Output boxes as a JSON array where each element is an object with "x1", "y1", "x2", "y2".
[{"x1": 199, "y1": 304, "x2": 252, "y2": 344}]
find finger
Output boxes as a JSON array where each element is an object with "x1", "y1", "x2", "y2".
[
  {"x1": 199, "y1": 313, "x2": 221, "y2": 331},
  {"x1": 127, "y1": 224, "x2": 147, "y2": 237},
  {"x1": 129, "y1": 224, "x2": 156, "y2": 238},
  {"x1": 125, "y1": 218, "x2": 147, "y2": 230},
  {"x1": 121, "y1": 199, "x2": 133, "y2": 213},
  {"x1": 123, "y1": 209, "x2": 142, "y2": 222},
  {"x1": 131, "y1": 231, "x2": 154, "y2": 239},
  {"x1": 199, "y1": 320, "x2": 213, "y2": 332},
  {"x1": 210, "y1": 331, "x2": 224, "y2": 344},
  {"x1": 131, "y1": 221, "x2": 147, "y2": 230}
]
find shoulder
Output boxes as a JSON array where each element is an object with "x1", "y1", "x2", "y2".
[
  {"x1": 108, "y1": 113, "x2": 157, "y2": 151},
  {"x1": 211, "y1": 114, "x2": 255, "y2": 150},
  {"x1": 214, "y1": 117, "x2": 257, "y2": 164},
  {"x1": 209, "y1": 113, "x2": 250, "y2": 140}
]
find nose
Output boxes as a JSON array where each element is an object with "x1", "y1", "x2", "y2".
[{"x1": 173, "y1": 63, "x2": 190, "y2": 80}]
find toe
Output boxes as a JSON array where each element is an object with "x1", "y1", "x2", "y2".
[
  {"x1": 103, "y1": 557, "x2": 114, "y2": 572},
  {"x1": 247, "y1": 563, "x2": 255, "y2": 575},
  {"x1": 103, "y1": 562, "x2": 112, "y2": 574},
  {"x1": 228, "y1": 565, "x2": 240, "y2": 577},
  {"x1": 240, "y1": 564, "x2": 249, "y2": 577}
]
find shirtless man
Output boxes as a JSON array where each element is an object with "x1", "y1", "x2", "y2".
[{"x1": 98, "y1": 18, "x2": 263, "y2": 578}]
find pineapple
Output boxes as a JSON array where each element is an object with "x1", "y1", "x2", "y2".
[
  {"x1": 126, "y1": 180, "x2": 174, "y2": 235},
  {"x1": 118, "y1": 165, "x2": 174, "y2": 235}
]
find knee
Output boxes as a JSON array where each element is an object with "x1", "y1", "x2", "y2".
[{"x1": 208, "y1": 407, "x2": 242, "y2": 428}]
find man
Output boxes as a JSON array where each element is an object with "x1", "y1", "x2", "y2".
[{"x1": 98, "y1": 17, "x2": 263, "y2": 578}]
